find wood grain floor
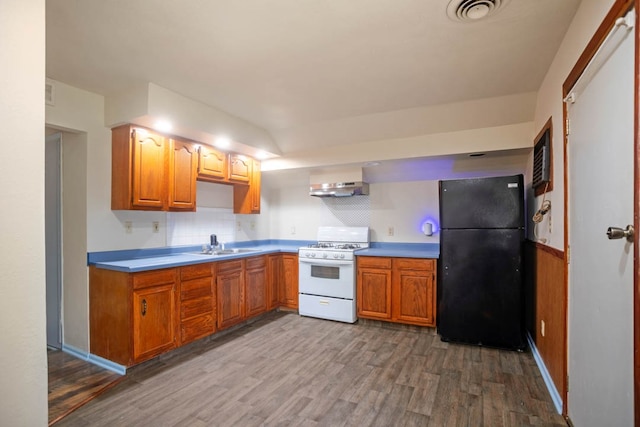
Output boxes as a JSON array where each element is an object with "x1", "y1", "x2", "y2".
[
  {"x1": 48, "y1": 349, "x2": 124, "y2": 425},
  {"x1": 55, "y1": 312, "x2": 566, "y2": 426}
]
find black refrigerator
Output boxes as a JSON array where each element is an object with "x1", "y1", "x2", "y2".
[{"x1": 438, "y1": 174, "x2": 525, "y2": 350}]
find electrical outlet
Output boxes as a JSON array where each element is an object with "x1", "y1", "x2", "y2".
[
  {"x1": 541, "y1": 320, "x2": 546, "y2": 337},
  {"x1": 125, "y1": 221, "x2": 132, "y2": 234},
  {"x1": 250, "y1": 221, "x2": 255, "y2": 230},
  {"x1": 388, "y1": 226, "x2": 394, "y2": 236},
  {"x1": 291, "y1": 226, "x2": 296, "y2": 235},
  {"x1": 152, "y1": 221, "x2": 159, "y2": 233},
  {"x1": 548, "y1": 214, "x2": 552, "y2": 234}
]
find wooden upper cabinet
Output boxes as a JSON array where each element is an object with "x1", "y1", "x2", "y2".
[
  {"x1": 111, "y1": 125, "x2": 197, "y2": 211},
  {"x1": 168, "y1": 139, "x2": 198, "y2": 211},
  {"x1": 228, "y1": 154, "x2": 251, "y2": 183},
  {"x1": 233, "y1": 159, "x2": 261, "y2": 214},
  {"x1": 112, "y1": 125, "x2": 167, "y2": 210},
  {"x1": 197, "y1": 145, "x2": 227, "y2": 182}
]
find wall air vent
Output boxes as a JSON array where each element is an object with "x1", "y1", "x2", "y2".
[
  {"x1": 532, "y1": 118, "x2": 553, "y2": 196},
  {"x1": 45, "y1": 79, "x2": 55, "y2": 106},
  {"x1": 446, "y1": 0, "x2": 511, "y2": 22}
]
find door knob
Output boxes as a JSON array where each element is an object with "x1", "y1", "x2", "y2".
[{"x1": 606, "y1": 225, "x2": 634, "y2": 242}]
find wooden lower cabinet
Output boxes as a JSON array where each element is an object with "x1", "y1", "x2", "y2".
[
  {"x1": 280, "y1": 254, "x2": 299, "y2": 309},
  {"x1": 217, "y1": 259, "x2": 245, "y2": 330},
  {"x1": 90, "y1": 266, "x2": 178, "y2": 367},
  {"x1": 245, "y1": 256, "x2": 267, "y2": 318},
  {"x1": 357, "y1": 257, "x2": 392, "y2": 320},
  {"x1": 267, "y1": 254, "x2": 280, "y2": 310},
  {"x1": 90, "y1": 253, "x2": 300, "y2": 367},
  {"x1": 357, "y1": 256, "x2": 436, "y2": 327},
  {"x1": 179, "y1": 263, "x2": 215, "y2": 345}
]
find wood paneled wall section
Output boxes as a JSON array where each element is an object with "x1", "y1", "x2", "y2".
[{"x1": 525, "y1": 240, "x2": 566, "y2": 403}]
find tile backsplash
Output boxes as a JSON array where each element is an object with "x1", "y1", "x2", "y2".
[{"x1": 167, "y1": 207, "x2": 236, "y2": 247}]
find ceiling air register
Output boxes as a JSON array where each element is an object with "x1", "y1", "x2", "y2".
[{"x1": 446, "y1": 0, "x2": 511, "y2": 22}]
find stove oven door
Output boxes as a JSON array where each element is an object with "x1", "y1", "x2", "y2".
[{"x1": 298, "y1": 257, "x2": 355, "y2": 299}]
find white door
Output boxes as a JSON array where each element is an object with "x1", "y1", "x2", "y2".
[{"x1": 566, "y1": 14, "x2": 634, "y2": 426}]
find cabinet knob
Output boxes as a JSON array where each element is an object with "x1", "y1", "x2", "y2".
[{"x1": 141, "y1": 299, "x2": 147, "y2": 316}]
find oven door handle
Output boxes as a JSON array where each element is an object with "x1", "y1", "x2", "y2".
[{"x1": 299, "y1": 257, "x2": 354, "y2": 266}]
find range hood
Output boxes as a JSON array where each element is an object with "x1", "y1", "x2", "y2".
[{"x1": 310, "y1": 182, "x2": 369, "y2": 197}]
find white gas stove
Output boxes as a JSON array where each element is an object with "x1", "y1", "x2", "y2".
[{"x1": 298, "y1": 226, "x2": 369, "y2": 323}]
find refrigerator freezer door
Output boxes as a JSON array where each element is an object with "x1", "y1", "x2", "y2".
[
  {"x1": 438, "y1": 228, "x2": 525, "y2": 350},
  {"x1": 439, "y1": 175, "x2": 524, "y2": 229}
]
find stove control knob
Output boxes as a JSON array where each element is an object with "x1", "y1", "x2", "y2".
[
  {"x1": 340, "y1": 253, "x2": 345, "y2": 259},
  {"x1": 322, "y1": 253, "x2": 328, "y2": 259},
  {"x1": 333, "y1": 253, "x2": 339, "y2": 258},
  {"x1": 311, "y1": 253, "x2": 316, "y2": 258}
]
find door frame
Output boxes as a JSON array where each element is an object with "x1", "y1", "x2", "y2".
[
  {"x1": 45, "y1": 132, "x2": 63, "y2": 349},
  {"x1": 562, "y1": 0, "x2": 638, "y2": 421}
]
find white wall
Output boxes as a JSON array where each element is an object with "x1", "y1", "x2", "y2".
[
  {"x1": 531, "y1": 0, "x2": 616, "y2": 250},
  {"x1": 264, "y1": 171, "x2": 440, "y2": 243},
  {"x1": 0, "y1": 0, "x2": 48, "y2": 424}
]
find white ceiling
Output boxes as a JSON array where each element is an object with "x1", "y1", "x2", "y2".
[{"x1": 46, "y1": 0, "x2": 580, "y2": 166}]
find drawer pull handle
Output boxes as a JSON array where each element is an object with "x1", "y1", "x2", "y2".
[
  {"x1": 319, "y1": 300, "x2": 329, "y2": 305},
  {"x1": 141, "y1": 299, "x2": 147, "y2": 316}
]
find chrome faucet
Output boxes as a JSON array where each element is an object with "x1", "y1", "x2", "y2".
[{"x1": 209, "y1": 234, "x2": 224, "y2": 253}]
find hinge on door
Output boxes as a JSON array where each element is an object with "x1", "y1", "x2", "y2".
[
  {"x1": 565, "y1": 118, "x2": 570, "y2": 136},
  {"x1": 567, "y1": 246, "x2": 570, "y2": 264}
]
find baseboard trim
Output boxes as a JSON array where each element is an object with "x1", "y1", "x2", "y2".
[
  {"x1": 62, "y1": 343, "x2": 126, "y2": 375},
  {"x1": 527, "y1": 332, "x2": 562, "y2": 414}
]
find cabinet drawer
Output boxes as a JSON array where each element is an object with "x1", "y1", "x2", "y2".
[
  {"x1": 246, "y1": 255, "x2": 266, "y2": 270},
  {"x1": 180, "y1": 263, "x2": 212, "y2": 281},
  {"x1": 181, "y1": 296, "x2": 214, "y2": 319},
  {"x1": 180, "y1": 277, "x2": 213, "y2": 300},
  {"x1": 217, "y1": 259, "x2": 243, "y2": 274},
  {"x1": 181, "y1": 314, "x2": 215, "y2": 343},
  {"x1": 393, "y1": 258, "x2": 434, "y2": 271},
  {"x1": 133, "y1": 268, "x2": 176, "y2": 289},
  {"x1": 358, "y1": 256, "x2": 392, "y2": 269}
]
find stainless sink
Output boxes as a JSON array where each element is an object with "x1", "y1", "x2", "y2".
[{"x1": 186, "y1": 248, "x2": 258, "y2": 256}]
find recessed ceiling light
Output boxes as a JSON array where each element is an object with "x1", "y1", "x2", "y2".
[
  {"x1": 154, "y1": 120, "x2": 172, "y2": 133},
  {"x1": 215, "y1": 136, "x2": 231, "y2": 148}
]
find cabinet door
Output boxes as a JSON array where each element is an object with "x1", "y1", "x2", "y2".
[
  {"x1": 281, "y1": 254, "x2": 299, "y2": 309},
  {"x1": 357, "y1": 267, "x2": 392, "y2": 320},
  {"x1": 392, "y1": 266, "x2": 435, "y2": 326},
  {"x1": 267, "y1": 254, "x2": 280, "y2": 310},
  {"x1": 198, "y1": 145, "x2": 227, "y2": 181},
  {"x1": 245, "y1": 258, "x2": 267, "y2": 318},
  {"x1": 217, "y1": 263, "x2": 245, "y2": 330},
  {"x1": 229, "y1": 154, "x2": 251, "y2": 183},
  {"x1": 168, "y1": 139, "x2": 198, "y2": 211},
  {"x1": 132, "y1": 128, "x2": 167, "y2": 209},
  {"x1": 250, "y1": 160, "x2": 261, "y2": 212},
  {"x1": 132, "y1": 283, "x2": 176, "y2": 362}
]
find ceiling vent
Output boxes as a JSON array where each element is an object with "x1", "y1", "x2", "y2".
[{"x1": 446, "y1": 0, "x2": 511, "y2": 22}]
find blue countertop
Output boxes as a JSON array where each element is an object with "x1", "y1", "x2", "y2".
[
  {"x1": 355, "y1": 242, "x2": 440, "y2": 259},
  {"x1": 88, "y1": 240, "x2": 307, "y2": 273},
  {"x1": 88, "y1": 240, "x2": 439, "y2": 273}
]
